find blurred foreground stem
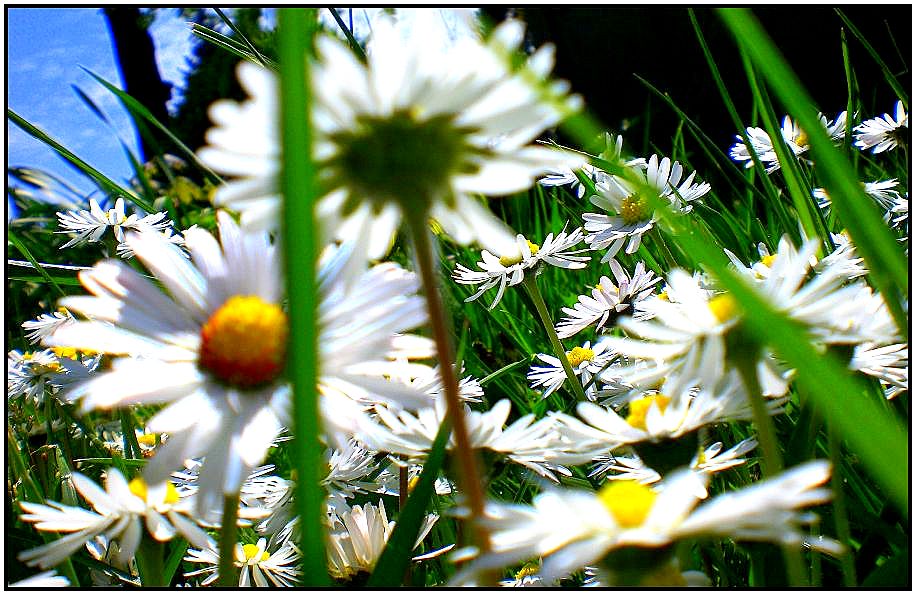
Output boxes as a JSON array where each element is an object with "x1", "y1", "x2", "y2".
[
  {"x1": 403, "y1": 210, "x2": 492, "y2": 561},
  {"x1": 216, "y1": 493, "x2": 240, "y2": 587},
  {"x1": 735, "y1": 350, "x2": 806, "y2": 587},
  {"x1": 522, "y1": 274, "x2": 589, "y2": 403}
]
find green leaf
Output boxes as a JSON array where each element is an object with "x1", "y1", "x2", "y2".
[
  {"x1": 834, "y1": 9, "x2": 909, "y2": 110},
  {"x1": 7, "y1": 109, "x2": 155, "y2": 213},
  {"x1": 861, "y1": 549, "x2": 911, "y2": 587},
  {"x1": 367, "y1": 419, "x2": 452, "y2": 586},
  {"x1": 190, "y1": 22, "x2": 278, "y2": 69},
  {"x1": 8, "y1": 232, "x2": 66, "y2": 297}
]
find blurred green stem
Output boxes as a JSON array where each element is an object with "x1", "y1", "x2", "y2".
[
  {"x1": 828, "y1": 424, "x2": 858, "y2": 586},
  {"x1": 521, "y1": 274, "x2": 588, "y2": 403}
]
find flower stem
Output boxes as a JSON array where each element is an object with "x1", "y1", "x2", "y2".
[
  {"x1": 521, "y1": 274, "x2": 588, "y2": 402},
  {"x1": 734, "y1": 353, "x2": 806, "y2": 587},
  {"x1": 216, "y1": 493, "x2": 239, "y2": 587},
  {"x1": 403, "y1": 211, "x2": 491, "y2": 558},
  {"x1": 135, "y1": 534, "x2": 165, "y2": 586}
]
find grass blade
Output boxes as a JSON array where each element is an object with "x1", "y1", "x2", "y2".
[
  {"x1": 277, "y1": 7, "x2": 328, "y2": 586},
  {"x1": 834, "y1": 8, "x2": 909, "y2": 109},
  {"x1": 718, "y1": 8, "x2": 909, "y2": 340},
  {"x1": 367, "y1": 419, "x2": 452, "y2": 586}
]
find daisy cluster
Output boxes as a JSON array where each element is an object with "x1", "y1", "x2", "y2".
[{"x1": 6, "y1": 7, "x2": 909, "y2": 590}]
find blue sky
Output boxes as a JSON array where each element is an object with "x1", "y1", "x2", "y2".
[{"x1": 7, "y1": 8, "x2": 195, "y2": 205}]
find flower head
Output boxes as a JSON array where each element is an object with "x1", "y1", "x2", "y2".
[{"x1": 854, "y1": 100, "x2": 908, "y2": 153}]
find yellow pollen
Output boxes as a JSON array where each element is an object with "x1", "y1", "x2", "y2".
[
  {"x1": 242, "y1": 543, "x2": 269, "y2": 562},
  {"x1": 760, "y1": 254, "x2": 777, "y2": 267},
  {"x1": 515, "y1": 562, "x2": 540, "y2": 580},
  {"x1": 708, "y1": 294, "x2": 739, "y2": 324},
  {"x1": 199, "y1": 296, "x2": 288, "y2": 388},
  {"x1": 51, "y1": 346, "x2": 79, "y2": 360},
  {"x1": 619, "y1": 193, "x2": 651, "y2": 225},
  {"x1": 625, "y1": 394, "x2": 672, "y2": 430},
  {"x1": 137, "y1": 433, "x2": 158, "y2": 447},
  {"x1": 795, "y1": 130, "x2": 809, "y2": 147},
  {"x1": 658, "y1": 290, "x2": 669, "y2": 302},
  {"x1": 597, "y1": 480, "x2": 657, "y2": 528},
  {"x1": 499, "y1": 238, "x2": 538, "y2": 267},
  {"x1": 566, "y1": 346, "x2": 595, "y2": 367},
  {"x1": 595, "y1": 283, "x2": 604, "y2": 291},
  {"x1": 407, "y1": 476, "x2": 420, "y2": 493},
  {"x1": 526, "y1": 240, "x2": 540, "y2": 256},
  {"x1": 164, "y1": 482, "x2": 180, "y2": 504},
  {"x1": 21, "y1": 352, "x2": 33, "y2": 361},
  {"x1": 129, "y1": 477, "x2": 148, "y2": 501},
  {"x1": 56, "y1": 306, "x2": 70, "y2": 315}
]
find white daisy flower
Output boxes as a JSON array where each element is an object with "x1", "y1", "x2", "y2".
[
  {"x1": 7, "y1": 348, "x2": 100, "y2": 404},
  {"x1": 854, "y1": 100, "x2": 908, "y2": 153},
  {"x1": 326, "y1": 499, "x2": 442, "y2": 582},
  {"x1": 528, "y1": 340, "x2": 617, "y2": 400},
  {"x1": 453, "y1": 226, "x2": 590, "y2": 310},
  {"x1": 56, "y1": 196, "x2": 171, "y2": 250},
  {"x1": 889, "y1": 193, "x2": 909, "y2": 232},
  {"x1": 589, "y1": 437, "x2": 759, "y2": 493},
  {"x1": 730, "y1": 112, "x2": 847, "y2": 173},
  {"x1": 115, "y1": 226, "x2": 186, "y2": 260},
  {"x1": 498, "y1": 561, "x2": 546, "y2": 587},
  {"x1": 18, "y1": 468, "x2": 210, "y2": 570},
  {"x1": 540, "y1": 162, "x2": 599, "y2": 198},
  {"x1": 583, "y1": 154, "x2": 710, "y2": 262},
  {"x1": 850, "y1": 342, "x2": 908, "y2": 398},
  {"x1": 8, "y1": 570, "x2": 70, "y2": 588},
  {"x1": 184, "y1": 537, "x2": 301, "y2": 587},
  {"x1": 814, "y1": 179, "x2": 901, "y2": 214},
  {"x1": 198, "y1": 16, "x2": 583, "y2": 263},
  {"x1": 356, "y1": 398, "x2": 571, "y2": 481},
  {"x1": 459, "y1": 461, "x2": 838, "y2": 583},
  {"x1": 21, "y1": 308, "x2": 75, "y2": 344},
  {"x1": 555, "y1": 260, "x2": 663, "y2": 339},
  {"x1": 552, "y1": 379, "x2": 784, "y2": 462}
]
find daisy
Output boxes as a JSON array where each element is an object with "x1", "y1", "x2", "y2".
[
  {"x1": 730, "y1": 112, "x2": 847, "y2": 173},
  {"x1": 198, "y1": 16, "x2": 583, "y2": 263},
  {"x1": 589, "y1": 437, "x2": 759, "y2": 494},
  {"x1": 184, "y1": 537, "x2": 301, "y2": 587},
  {"x1": 115, "y1": 226, "x2": 186, "y2": 260},
  {"x1": 356, "y1": 398, "x2": 572, "y2": 481},
  {"x1": 552, "y1": 378, "x2": 784, "y2": 462},
  {"x1": 540, "y1": 162, "x2": 601, "y2": 198},
  {"x1": 528, "y1": 340, "x2": 617, "y2": 400},
  {"x1": 583, "y1": 154, "x2": 710, "y2": 262},
  {"x1": 854, "y1": 100, "x2": 908, "y2": 153},
  {"x1": 21, "y1": 308, "x2": 74, "y2": 344},
  {"x1": 18, "y1": 468, "x2": 210, "y2": 570},
  {"x1": 7, "y1": 348, "x2": 100, "y2": 404},
  {"x1": 849, "y1": 342, "x2": 908, "y2": 398},
  {"x1": 326, "y1": 499, "x2": 443, "y2": 583},
  {"x1": 813, "y1": 179, "x2": 902, "y2": 218},
  {"x1": 56, "y1": 196, "x2": 171, "y2": 250},
  {"x1": 453, "y1": 226, "x2": 589, "y2": 310},
  {"x1": 459, "y1": 461, "x2": 838, "y2": 583},
  {"x1": 555, "y1": 260, "x2": 662, "y2": 339}
]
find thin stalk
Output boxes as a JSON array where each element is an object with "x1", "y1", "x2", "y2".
[
  {"x1": 119, "y1": 409, "x2": 141, "y2": 461},
  {"x1": 828, "y1": 424, "x2": 858, "y2": 586},
  {"x1": 734, "y1": 350, "x2": 806, "y2": 587},
  {"x1": 216, "y1": 493, "x2": 240, "y2": 587},
  {"x1": 403, "y1": 211, "x2": 491, "y2": 555},
  {"x1": 649, "y1": 226, "x2": 680, "y2": 270},
  {"x1": 278, "y1": 8, "x2": 329, "y2": 585},
  {"x1": 521, "y1": 274, "x2": 588, "y2": 403}
]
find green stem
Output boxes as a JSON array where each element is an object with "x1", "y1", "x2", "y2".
[
  {"x1": 216, "y1": 493, "x2": 240, "y2": 587},
  {"x1": 403, "y1": 210, "x2": 491, "y2": 556},
  {"x1": 278, "y1": 8, "x2": 329, "y2": 586},
  {"x1": 734, "y1": 352, "x2": 806, "y2": 587},
  {"x1": 521, "y1": 274, "x2": 588, "y2": 403},
  {"x1": 119, "y1": 409, "x2": 141, "y2": 461},
  {"x1": 828, "y1": 424, "x2": 858, "y2": 586},
  {"x1": 650, "y1": 226, "x2": 680, "y2": 270}
]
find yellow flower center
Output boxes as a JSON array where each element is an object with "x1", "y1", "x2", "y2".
[
  {"x1": 795, "y1": 130, "x2": 808, "y2": 147},
  {"x1": 625, "y1": 393, "x2": 672, "y2": 430},
  {"x1": 499, "y1": 239, "x2": 539, "y2": 267},
  {"x1": 137, "y1": 433, "x2": 159, "y2": 447},
  {"x1": 128, "y1": 477, "x2": 180, "y2": 504},
  {"x1": 597, "y1": 480, "x2": 657, "y2": 528},
  {"x1": 760, "y1": 254, "x2": 777, "y2": 267},
  {"x1": 515, "y1": 562, "x2": 540, "y2": 580},
  {"x1": 199, "y1": 296, "x2": 288, "y2": 388},
  {"x1": 708, "y1": 294, "x2": 739, "y2": 324},
  {"x1": 658, "y1": 290, "x2": 669, "y2": 302},
  {"x1": 619, "y1": 193, "x2": 652, "y2": 225},
  {"x1": 242, "y1": 543, "x2": 270, "y2": 563},
  {"x1": 566, "y1": 346, "x2": 595, "y2": 367},
  {"x1": 407, "y1": 475, "x2": 420, "y2": 493}
]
